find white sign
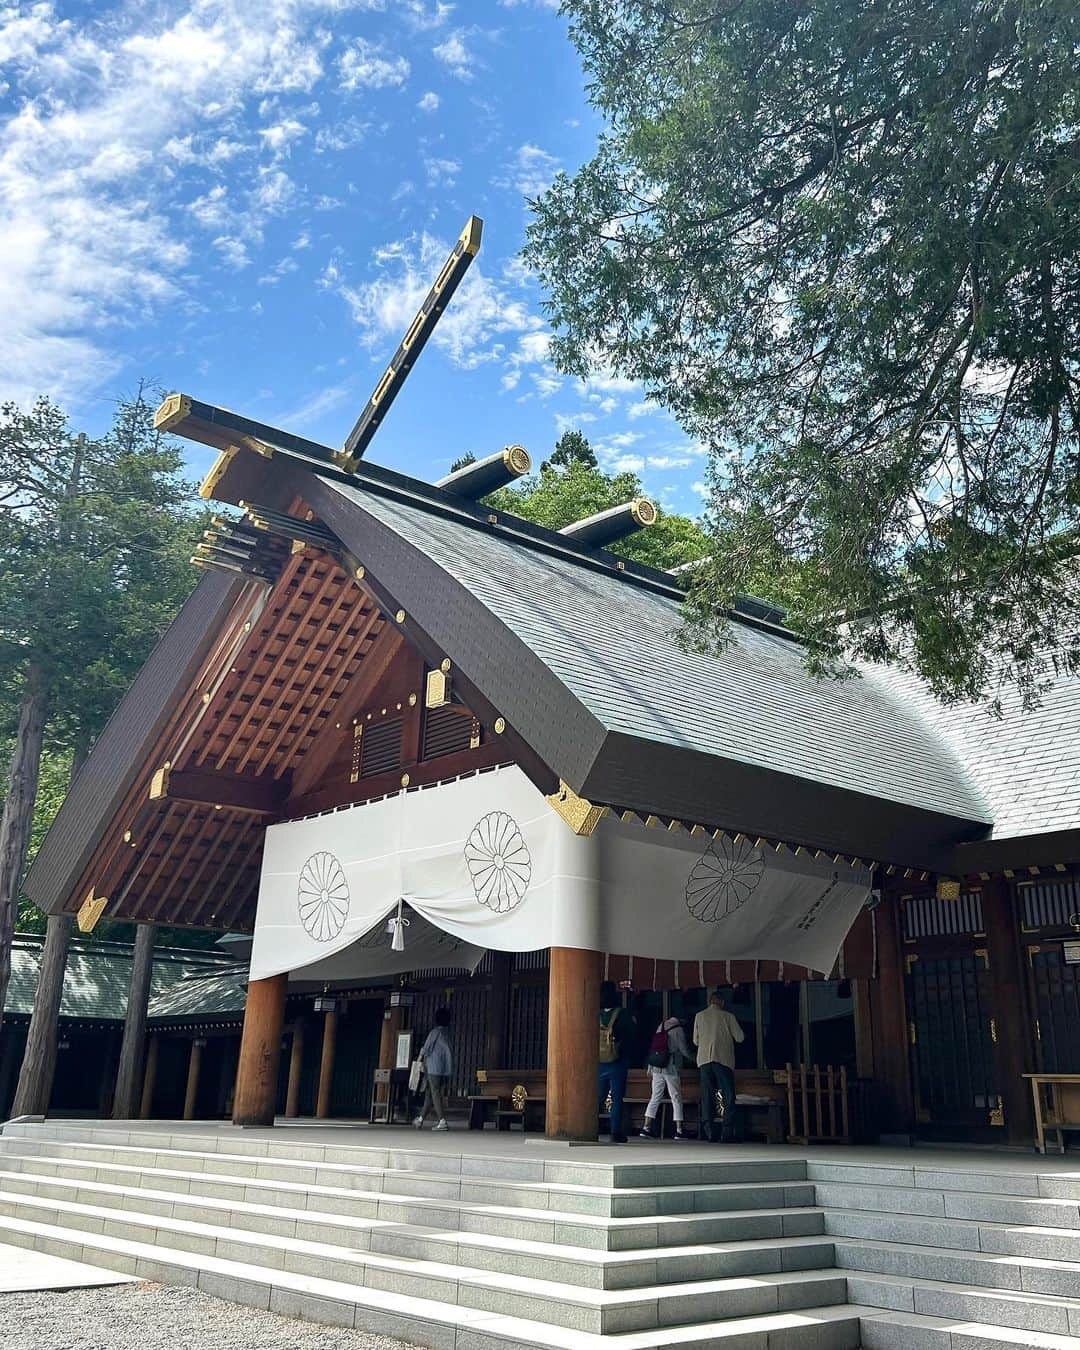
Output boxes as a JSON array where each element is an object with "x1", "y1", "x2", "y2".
[{"x1": 249, "y1": 766, "x2": 871, "y2": 982}]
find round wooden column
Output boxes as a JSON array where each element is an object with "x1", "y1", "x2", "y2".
[
  {"x1": 233, "y1": 973, "x2": 288, "y2": 1128},
  {"x1": 375, "y1": 1001, "x2": 403, "y2": 1113},
  {"x1": 315, "y1": 1007, "x2": 339, "y2": 1119},
  {"x1": 139, "y1": 1034, "x2": 159, "y2": 1119},
  {"x1": 183, "y1": 1038, "x2": 204, "y2": 1121},
  {"x1": 285, "y1": 1018, "x2": 306, "y2": 1118},
  {"x1": 546, "y1": 946, "x2": 602, "y2": 1140}
]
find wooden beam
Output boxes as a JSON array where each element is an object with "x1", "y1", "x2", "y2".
[
  {"x1": 139, "y1": 1033, "x2": 159, "y2": 1118},
  {"x1": 288, "y1": 623, "x2": 403, "y2": 799},
  {"x1": 233, "y1": 973, "x2": 288, "y2": 1128},
  {"x1": 258, "y1": 597, "x2": 381, "y2": 778},
  {"x1": 316, "y1": 1006, "x2": 338, "y2": 1119},
  {"x1": 285, "y1": 1017, "x2": 306, "y2": 1118},
  {"x1": 230, "y1": 565, "x2": 343, "y2": 774},
  {"x1": 546, "y1": 947, "x2": 602, "y2": 1141},
  {"x1": 183, "y1": 1038, "x2": 204, "y2": 1120},
  {"x1": 112, "y1": 924, "x2": 155, "y2": 1119},
  {"x1": 150, "y1": 766, "x2": 287, "y2": 816},
  {"x1": 982, "y1": 876, "x2": 1036, "y2": 1144}
]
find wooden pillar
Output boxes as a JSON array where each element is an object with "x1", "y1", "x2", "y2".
[
  {"x1": 485, "y1": 952, "x2": 512, "y2": 1068},
  {"x1": 11, "y1": 913, "x2": 73, "y2": 1117},
  {"x1": 853, "y1": 978, "x2": 875, "y2": 1080},
  {"x1": 982, "y1": 876, "x2": 1034, "y2": 1145},
  {"x1": 112, "y1": 923, "x2": 155, "y2": 1119},
  {"x1": 315, "y1": 1006, "x2": 338, "y2": 1119},
  {"x1": 867, "y1": 897, "x2": 915, "y2": 1135},
  {"x1": 139, "y1": 1033, "x2": 159, "y2": 1118},
  {"x1": 233, "y1": 973, "x2": 288, "y2": 1128},
  {"x1": 546, "y1": 946, "x2": 602, "y2": 1140},
  {"x1": 183, "y1": 1038, "x2": 204, "y2": 1121},
  {"x1": 375, "y1": 1000, "x2": 403, "y2": 1114},
  {"x1": 285, "y1": 1018, "x2": 306, "y2": 1118}
]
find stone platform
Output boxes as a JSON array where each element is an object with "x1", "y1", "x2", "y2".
[{"x1": 1, "y1": 1117, "x2": 1080, "y2": 1348}]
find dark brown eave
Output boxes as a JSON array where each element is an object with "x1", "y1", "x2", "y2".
[{"x1": 945, "y1": 826, "x2": 1080, "y2": 878}]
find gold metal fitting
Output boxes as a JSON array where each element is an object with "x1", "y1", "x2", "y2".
[
  {"x1": 460, "y1": 214, "x2": 483, "y2": 256},
  {"x1": 630, "y1": 498, "x2": 658, "y2": 527},
  {"x1": 394, "y1": 609, "x2": 406, "y2": 623},
  {"x1": 546, "y1": 780, "x2": 608, "y2": 836},
  {"x1": 502, "y1": 444, "x2": 531, "y2": 475},
  {"x1": 153, "y1": 392, "x2": 192, "y2": 431}
]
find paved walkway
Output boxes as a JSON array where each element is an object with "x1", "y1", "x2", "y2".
[{"x1": 0, "y1": 1243, "x2": 135, "y2": 1292}]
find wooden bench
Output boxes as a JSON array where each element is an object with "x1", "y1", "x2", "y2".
[{"x1": 1025, "y1": 1073, "x2": 1080, "y2": 1153}]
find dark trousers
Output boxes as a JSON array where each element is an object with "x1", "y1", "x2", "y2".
[
  {"x1": 699, "y1": 1061, "x2": 735, "y2": 1140},
  {"x1": 599, "y1": 1061, "x2": 628, "y2": 1139}
]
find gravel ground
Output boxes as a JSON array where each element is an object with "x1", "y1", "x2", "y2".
[{"x1": 0, "y1": 1283, "x2": 420, "y2": 1349}]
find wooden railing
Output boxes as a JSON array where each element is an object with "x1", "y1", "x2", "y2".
[{"x1": 778, "y1": 1063, "x2": 850, "y2": 1143}]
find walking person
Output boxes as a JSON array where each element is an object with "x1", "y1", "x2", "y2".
[
  {"x1": 413, "y1": 1007, "x2": 453, "y2": 1132},
  {"x1": 598, "y1": 980, "x2": 634, "y2": 1143},
  {"x1": 639, "y1": 1015, "x2": 693, "y2": 1140},
  {"x1": 693, "y1": 990, "x2": 745, "y2": 1142}
]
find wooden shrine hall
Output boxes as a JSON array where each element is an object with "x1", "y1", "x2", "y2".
[{"x1": 23, "y1": 218, "x2": 1080, "y2": 1150}]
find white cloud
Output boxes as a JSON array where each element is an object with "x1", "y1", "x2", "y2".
[
  {"x1": 691, "y1": 480, "x2": 708, "y2": 498},
  {"x1": 433, "y1": 30, "x2": 473, "y2": 80},
  {"x1": 424, "y1": 155, "x2": 460, "y2": 185},
  {"x1": 339, "y1": 38, "x2": 409, "y2": 90},
  {"x1": 259, "y1": 117, "x2": 307, "y2": 154},
  {"x1": 0, "y1": 0, "x2": 353, "y2": 404},
  {"x1": 277, "y1": 380, "x2": 355, "y2": 426},
  {"x1": 335, "y1": 230, "x2": 543, "y2": 370},
  {"x1": 314, "y1": 117, "x2": 368, "y2": 152},
  {"x1": 503, "y1": 142, "x2": 559, "y2": 198},
  {"x1": 404, "y1": 1, "x2": 454, "y2": 29},
  {"x1": 628, "y1": 399, "x2": 661, "y2": 418},
  {"x1": 417, "y1": 90, "x2": 440, "y2": 112}
]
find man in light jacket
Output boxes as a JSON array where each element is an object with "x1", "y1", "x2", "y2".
[{"x1": 693, "y1": 991, "x2": 744, "y2": 1142}]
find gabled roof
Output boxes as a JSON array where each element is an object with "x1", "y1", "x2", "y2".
[{"x1": 23, "y1": 422, "x2": 1080, "y2": 930}]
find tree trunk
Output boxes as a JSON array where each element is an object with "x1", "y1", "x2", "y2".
[
  {"x1": 10, "y1": 739, "x2": 89, "y2": 1116},
  {"x1": 0, "y1": 665, "x2": 49, "y2": 1032},
  {"x1": 112, "y1": 923, "x2": 155, "y2": 1118}
]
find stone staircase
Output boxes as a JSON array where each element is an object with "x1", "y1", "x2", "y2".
[{"x1": 0, "y1": 1121, "x2": 1078, "y2": 1349}]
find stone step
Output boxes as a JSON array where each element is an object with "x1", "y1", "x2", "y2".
[
  {"x1": 0, "y1": 1162, "x2": 834, "y2": 1288},
  {"x1": 860, "y1": 1309, "x2": 1080, "y2": 1349},
  {"x1": 824, "y1": 1207, "x2": 1080, "y2": 1263},
  {"x1": 0, "y1": 1161, "x2": 822, "y2": 1252},
  {"x1": 0, "y1": 1186, "x2": 849, "y2": 1334},
  {"x1": 815, "y1": 1180, "x2": 1080, "y2": 1228},
  {"x1": 0, "y1": 1140, "x2": 814, "y2": 1218},
  {"x1": 0, "y1": 1212, "x2": 864, "y2": 1348},
  {"x1": 0, "y1": 1121, "x2": 809, "y2": 1191},
  {"x1": 847, "y1": 1268, "x2": 1080, "y2": 1336},
  {"x1": 808, "y1": 1160, "x2": 1080, "y2": 1203},
  {"x1": 832, "y1": 1234, "x2": 1080, "y2": 1300}
]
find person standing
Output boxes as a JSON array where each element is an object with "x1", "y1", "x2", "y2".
[
  {"x1": 598, "y1": 980, "x2": 634, "y2": 1143},
  {"x1": 639, "y1": 1015, "x2": 693, "y2": 1140},
  {"x1": 413, "y1": 1007, "x2": 454, "y2": 1132},
  {"x1": 693, "y1": 990, "x2": 744, "y2": 1142}
]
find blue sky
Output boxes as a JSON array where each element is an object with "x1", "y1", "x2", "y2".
[{"x1": 0, "y1": 0, "x2": 706, "y2": 512}]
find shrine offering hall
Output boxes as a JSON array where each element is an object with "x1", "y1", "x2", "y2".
[{"x1": 19, "y1": 391, "x2": 1079, "y2": 1151}]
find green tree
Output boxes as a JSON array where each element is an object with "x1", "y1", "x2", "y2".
[
  {"x1": 448, "y1": 451, "x2": 477, "y2": 474},
  {"x1": 545, "y1": 428, "x2": 597, "y2": 471},
  {"x1": 0, "y1": 386, "x2": 204, "y2": 1024},
  {"x1": 487, "y1": 459, "x2": 710, "y2": 571},
  {"x1": 526, "y1": 0, "x2": 1080, "y2": 706}
]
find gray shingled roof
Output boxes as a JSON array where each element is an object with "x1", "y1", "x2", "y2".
[
  {"x1": 4, "y1": 935, "x2": 244, "y2": 1021},
  {"x1": 871, "y1": 663, "x2": 1080, "y2": 840},
  {"x1": 328, "y1": 482, "x2": 992, "y2": 827},
  {"x1": 147, "y1": 969, "x2": 248, "y2": 1020}
]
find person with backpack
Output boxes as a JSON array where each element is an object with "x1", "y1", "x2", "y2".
[
  {"x1": 639, "y1": 1015, "x2": 693, "y2": 1140},
  {"x1": 598, "y1": 980, "x2": 634, "y2": 1143}
]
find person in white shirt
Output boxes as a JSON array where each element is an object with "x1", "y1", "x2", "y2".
[{"x1": 692, "y1": 990, "x2": 745, "y2": 1142}]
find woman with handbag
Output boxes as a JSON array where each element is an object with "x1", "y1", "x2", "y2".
[
  {"x1": 413, "y1": 1006, "x2": 454, "y2": 1132},
  {"x1": 639, "y1": 1015, "x2": 692, "y2": 1140}
]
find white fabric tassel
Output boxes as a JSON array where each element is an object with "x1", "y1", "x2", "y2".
[{"x1": 389, "y1": 898, "x2": 409, "y2": 952}]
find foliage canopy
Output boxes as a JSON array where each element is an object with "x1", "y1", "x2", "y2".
[{"x1": 527, "y1": 0, "x2": 1080, "y2": 706}]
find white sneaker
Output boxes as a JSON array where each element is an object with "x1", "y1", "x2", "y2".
[
  {"x1": 433, "y1": 1119, "x2": 448, "y2": 1132},
  {"x1": 412, "y1": 1115, "x2": 424, "y2": 1129}
]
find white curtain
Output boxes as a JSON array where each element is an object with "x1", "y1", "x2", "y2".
[{"x1": 249, "y1": 766, "x2": 871, "y2": 981}]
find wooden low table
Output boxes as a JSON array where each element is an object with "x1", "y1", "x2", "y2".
[{"x1": 1025, "y1": 1073, "x2": 1080, "y2": 1153}]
